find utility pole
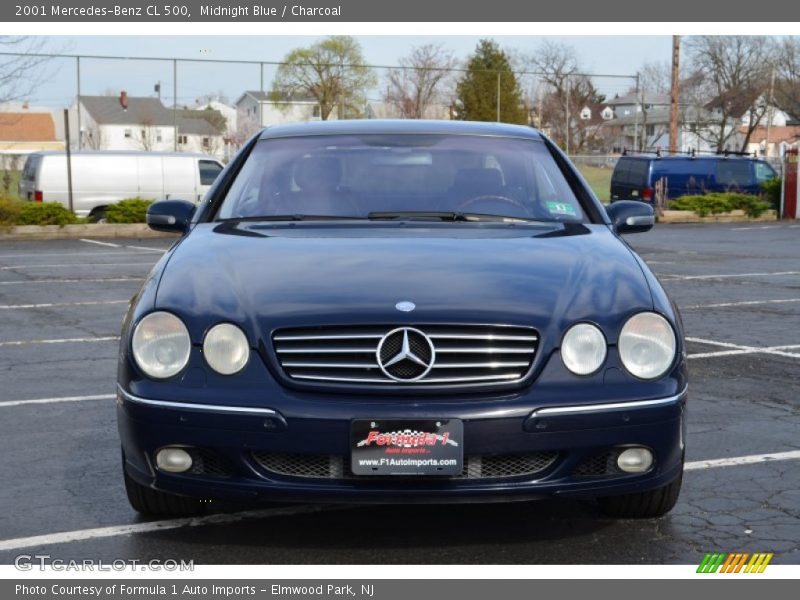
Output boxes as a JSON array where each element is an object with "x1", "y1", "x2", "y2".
[
  {"x1": 669, "y1": 35, "x2": 681, "y2": 153},
  {"x1": 173, "y1": 59, "x2": 177, "y2": 151},
  {"x1": 633, "y1": 73, "x2": 639, "y2": 152},
  {"x1": 765, "y1": 67, "x2": 776, "y2": 157}
]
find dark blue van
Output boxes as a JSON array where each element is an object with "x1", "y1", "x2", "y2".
[{"x1": 610, "y1": 154, "x2": 777, "y2": 202}]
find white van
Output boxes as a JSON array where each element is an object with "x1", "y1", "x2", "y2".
[{"x1": 19, "y1": 151, "x2": 225, "y2": 219}]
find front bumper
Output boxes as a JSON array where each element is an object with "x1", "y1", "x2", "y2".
[{"x1": 117, "y1": 385, "x2": 686, "y2": 504}]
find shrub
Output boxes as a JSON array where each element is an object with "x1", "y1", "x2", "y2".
[
  {"x1": 760, "y1": 177, "x2": 781, "y2": 209},
  {"x1": 670, "y1": 193, "x2": 771, "y2": 218},
  {"x1": 16, "y1": 202, "x2": 80, "y2": 226},
  {"x1": 104, "y1": 198, "x2": 154, "y2": 223},
  {"x1": 0, "y1": 197, "x2": 23, "y2": 225}
]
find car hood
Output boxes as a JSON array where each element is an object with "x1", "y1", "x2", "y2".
[{"x1": 156, "y1": 222, "x2": 653, "y2": 346}]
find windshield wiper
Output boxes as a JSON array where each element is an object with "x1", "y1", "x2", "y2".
[
  {"x1": 367, "y1": 211, "x2": 538, "y2": 223},
  {"x1": 219, "y1": 214, "x2": 364, "y2": 223}
]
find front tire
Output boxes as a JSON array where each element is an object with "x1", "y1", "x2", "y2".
[
  {"x1": 123, "y1": 465, "x2": 205, "y2": 517},
  {"x1": 597, "y1": 471, "x2": 683, "y2": 518}
]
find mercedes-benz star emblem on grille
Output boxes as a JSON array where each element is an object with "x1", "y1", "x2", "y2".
[
  {"x1": 376, "y1": 327, "x2": 436, "y2": 382},
  {"x1": 395, "y1": 301, "x2": 416, "y2": 312}
]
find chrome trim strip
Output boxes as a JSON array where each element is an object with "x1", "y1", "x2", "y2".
[
  {"x1": 428, "y1": 334, "x2": 538, "y2": 341},
  {"x1": 291, "y1": 373, "x2": 522, "y2": 384},
  {"x1": 276, "y1": 346, "x2": 377, "y2": 354},
  {"x1": 283, "y1": 362, "x2": 379, "y2": 368},
  {"x1": 431, "y1": 361, "x2": 530, "y2": 369},
  {"x1": 274, "y1": 333, "x2": 384, "y2": 341},
  {"x1": 117, "y1": 385, "x2": 277, "y2": 417},
  {"x1": 435, "y1": 347, "x2": 535, "y2": 354},
  {"x1": 529, "y1": 387, "x2": 688, "y2": 418}
]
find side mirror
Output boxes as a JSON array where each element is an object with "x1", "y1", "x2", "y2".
[
  {"x1": 146, "y1": 199, "x2": 196, "y2": 234},
  {"x1": 606, "y1": 200, "x2": 655, "y2": 234}
]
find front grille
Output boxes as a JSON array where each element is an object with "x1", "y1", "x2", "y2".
[
  {"x1": 272, "y1": 324, "x2": 538, "y2": 387},
  {"x1": 573, "y1": 450, "x2": 624, "y2": 478},
  {"x1": 251, "y1": 452, "x2": 558, "y2": 480}
]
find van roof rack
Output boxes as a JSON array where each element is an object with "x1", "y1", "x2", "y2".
[{"x1": 621, "y1": 147, "x2": 757, "y2": 159}]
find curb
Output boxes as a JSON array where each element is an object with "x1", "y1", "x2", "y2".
[
  {"x1": 657, "y1": 210, "x2": 779, "y2": 224},
  {"x1": 0, "y1": 224, "x2": 179, "y2": 241}
]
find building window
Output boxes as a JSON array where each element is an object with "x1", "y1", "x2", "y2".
[
  {"x1": 156, "y1": 130, "x2": 162, "y2": 143},
  {"x1": 313, "y1": 105, "x2": 321, "y2": 118},
  {"x1": 202, "y1": 137, "x2": 210, "y2": 148},
  {"x1": 124, "y1": 128, "x2": 132, "y2": 138}
]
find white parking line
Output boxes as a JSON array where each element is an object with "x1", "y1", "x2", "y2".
[
  {"x1": 684, "y1": 450, "x2": 800, "y2": 470},
  {"x1": 80, "y1": 239, "x2": 166, "y2": 253},
  {"x1": 0, "y1": 262, "x2": 154, "y2": 270},
  {"x1": 0, "y1": 300, "x2": 128, "y2": 310},
  {"x1": 682, "y1": 298, "x2": 800, "y2": 310},
  {"x1": 0, "y1": 336, "x2": 119, "y2": 348},
  {"x1": 0, "y1": 505, "x2": 347, "y2": 552},
  {"x1": 0, "y1": 277, "x2": 142, "y2": 285},
  {"x1": 686, "y1": 337, "x2": 800, "y2": 360},
  {"x1": 0, "y1": 450, "x2": 797, "y2": 551},
  {"x1": 0, "y1": 251, "x2": 158, "y2": 259},
  {"x1": 659, "y1": 271, "x2": 800, "y2": 281},
  {"x1": 0, "y1": 394, "x2": 115, "y2": 408}
]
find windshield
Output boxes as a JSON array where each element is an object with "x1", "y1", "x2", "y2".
[{"x1": 216, "y1": 134, "x2": 587, "y2": 223}]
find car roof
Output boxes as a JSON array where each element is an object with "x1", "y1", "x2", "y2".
[{"x1": 258, "y1": 119, "x2": 545, "y2": 141}]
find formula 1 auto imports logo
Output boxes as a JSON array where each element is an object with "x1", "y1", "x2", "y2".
[
  {"x1": 356, "y1": 429, "x2": 459, "y2": 448},
  {"x1": 696, "y1": 552, "x2": 774, "y2": 573}
]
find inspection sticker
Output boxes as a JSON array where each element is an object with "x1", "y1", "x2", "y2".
[{"x1": 546, "y1": 201, "x2": 577, "y2": 216}]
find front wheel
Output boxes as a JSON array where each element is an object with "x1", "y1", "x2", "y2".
[{"x1": 597, "y1": 471, "x2": 683, "y2": 518}]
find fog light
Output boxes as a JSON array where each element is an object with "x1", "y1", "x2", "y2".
[
  {"x1": 616, "y1": 447, "x2": 653, "y2": 473},
  {"x1": 156, "y1": 448, "x2": 193, "y2": 473}
]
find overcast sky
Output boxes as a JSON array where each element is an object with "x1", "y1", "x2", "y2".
[{"x1": 26, "y1": 35, "x2": 673, "y2": 108}]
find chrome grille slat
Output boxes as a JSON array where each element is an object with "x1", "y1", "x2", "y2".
[{"x1": 273, "y1": 324, "x2": 538, "y2": 388}]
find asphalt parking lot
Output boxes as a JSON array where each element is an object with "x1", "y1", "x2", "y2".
[{"x1": 0, "y1": 223, "x2": 798, "y2": 565}]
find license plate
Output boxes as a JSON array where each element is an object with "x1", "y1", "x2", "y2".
[{"x1": 350, "y1": 419, "x2": 463, "y2": 476}]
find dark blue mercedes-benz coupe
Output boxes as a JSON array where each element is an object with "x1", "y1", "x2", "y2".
[{"x1": 117, "y1": 120, "x2": 687, "y2": 519}]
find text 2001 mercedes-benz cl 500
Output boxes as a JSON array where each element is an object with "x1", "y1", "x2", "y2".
[{"x1": 117, "y1": 120, "x2": 687, "y2": 518}]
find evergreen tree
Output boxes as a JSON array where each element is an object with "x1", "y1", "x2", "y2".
[{"x1": 455, "y1": 40, "x2": 527, "y2": 124}]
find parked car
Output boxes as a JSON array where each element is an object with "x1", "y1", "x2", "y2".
[
  {"x1": 19, "y1": 151, "x2": 224, "y2": 220},
  {"x1": 610, "y1": 153, "x2": 777, "y2": 202},
  {"x1": 118, "y1": 120, "x2": 687, "y2": 519}
]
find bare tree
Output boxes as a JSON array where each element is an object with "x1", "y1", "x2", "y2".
[
  {"x1": 82, "y1": 124, "x2": 106, "y2": 150},
  {"x1": 686, "y1": 36, "x2": 776, "y2": 152},
  {"x1": 133, "y1": 117, "x2": 159, "y2": 151},
  {"x1": 638, "y1": 61, "x2": 672, "y2": 95},
  {"x1": 383, "y1": 44, "x2": 457, "y2": 119},
  {"x1": 0, "y1": 37, "x2": 53, "y2": 104},
  {"x1": 525, "y1": 40, "x2": 605, "y2": 152},
  {"x1": 774, "y1": 37, "x2": 800, "y2": 121}
]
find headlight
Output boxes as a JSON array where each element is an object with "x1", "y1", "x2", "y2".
[
  {"x1": 561, "y1": 323, "x2": 607, "y2": 375},
  {"x1": 619, "y1": 312, "x2": 676, "y2": 380},
  {"x1": 203, "y1": 323, "x2": 250, "y2": 375},
  {"x1": 131, "y1": 312, "x2": 191, "y2": 379}
]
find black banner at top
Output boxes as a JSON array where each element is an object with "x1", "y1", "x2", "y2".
[{"x1": 4, "y1": 0, "x2": 800, "y2": 22}]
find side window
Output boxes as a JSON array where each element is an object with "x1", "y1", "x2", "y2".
[
  {"x1": 716, "y1": 161, "x2": 752, "y2": 188},
  {"x1": 612, "y1": 159, "x2": 631, "y2": 185},
  {"x1": 22, "y1": 156, "x2": 39, "y2": 181},
  {"x1": 755, "y1": 161, "x2": 776, "y2": 183},
  {"x1": 199, "y1": 160, "x2": 223, "y2": 186}
]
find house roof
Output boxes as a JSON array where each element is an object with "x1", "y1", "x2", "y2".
[
  {"x1": 0, "y1": 113, "x2": 57, "y2": 141},
  {"x1": 172, "y1": 108, "x2": 224, "y2": 136},
  {"x1": 80, "y1": 95, "x2": 174, "y2": 126},
  {"x1": 740, "y1": 125, "x2": 800, "y2": 144},
  {"x1": 237, "y1": 90, "x2": 319, "y2": 105},
  {"x1": 705, "y1": 89, "x2": 763, "y2": 119},
  {"x1": 607, "y1": 92, "x2": 671, "y2": 106},
  {"x1": 610, "y1": 105, "x2": 713, "y2": 126}
]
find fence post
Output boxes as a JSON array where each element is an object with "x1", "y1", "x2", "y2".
[
  {"x1": 76, "y1": 56, "x2": 81, "y2": 150},
  {"x1": 496, "y1": 71, "x2": 501, "y2": 122}
]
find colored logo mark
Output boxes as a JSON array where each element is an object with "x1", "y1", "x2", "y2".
[{"x1": 697, "y1": 552, "x2": 773, "y2": 573}]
